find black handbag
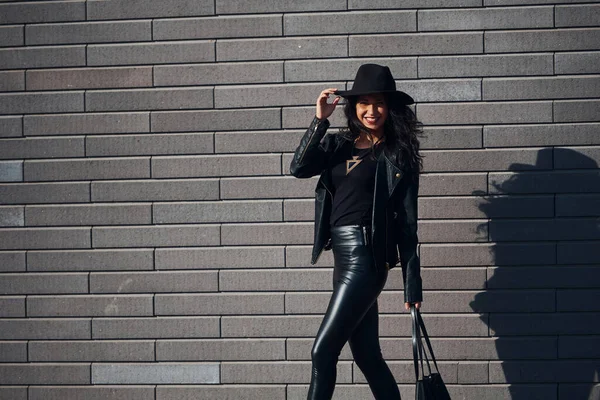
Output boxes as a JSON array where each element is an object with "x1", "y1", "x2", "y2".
[{"x1": 411, "y1": 305, "x2": 451, "y2": 400}]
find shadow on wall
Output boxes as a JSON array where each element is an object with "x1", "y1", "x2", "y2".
[{"x1": 469, "y1": 148, "x2": 600, "y2": 400}]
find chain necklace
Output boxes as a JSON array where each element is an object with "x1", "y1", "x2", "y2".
[{"x1": 346, "y1": 137, "x2": 384, "y2": 175}]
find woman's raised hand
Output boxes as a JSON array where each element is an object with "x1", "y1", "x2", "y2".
[{"x1": 316, "y1": 88, "x2": 341, "y2": 120}]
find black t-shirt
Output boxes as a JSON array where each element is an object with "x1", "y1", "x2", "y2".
[{"x1": 330, "y1": 142, "x2": 383, "y2": 227}]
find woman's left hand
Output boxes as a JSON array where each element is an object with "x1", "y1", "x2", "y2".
[{"x1": 405, "y1": 301, "x2": 421, "y2": 310}]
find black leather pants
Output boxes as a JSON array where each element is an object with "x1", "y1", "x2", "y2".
[{"x1": 307, "y1": 225, "x2": 401, "y2": 400}]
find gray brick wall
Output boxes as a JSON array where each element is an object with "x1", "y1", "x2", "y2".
[{"x1": 0, "y1": 1, "x2": 599, "y2": 399}]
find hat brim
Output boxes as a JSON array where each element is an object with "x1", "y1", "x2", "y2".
[{"x1": 333, "y1": 89, "x2": 414, "y2": 105}]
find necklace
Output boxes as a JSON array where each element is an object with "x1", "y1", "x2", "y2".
[{"x1": 346, "y1": 137, "x2": 384, "y2": 175}]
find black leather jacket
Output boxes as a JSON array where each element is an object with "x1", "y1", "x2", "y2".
[{"x1": 289, "y1": 116, "x2": 423, "y2": 303}]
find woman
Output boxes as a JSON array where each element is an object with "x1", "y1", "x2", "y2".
[{"x1": 289, "y1": 64, "x2": 424, "y2": 400}]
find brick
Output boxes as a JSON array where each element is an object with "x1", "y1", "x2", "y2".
[
  {"x1": 29, "y1": 386, "x2": 154, "y2": 400},
  {"x1": 93, "y1": 317, "x2": 220, "y2": 339},
  {"x1": 559, "y1": 241, "x2": 600, "y2": 264},
  {"x1": 419, "y1": 7, "x2": 553, "y2": 31},
  {"x1": 88, "y1": 0, "x2": 214, "y2": 19},
  {"x1": 92, "y1": 362, "x2": 219, "y2": 384},
  {"x1": 486, "y1": 0, "x2": 593, "y2": 3},
  {"x1": 555, "y1": 51, "x2": 600, "y2": 74},
  {"x1": 488, "y1": 266, "x2": 600, "y2": 289},
  {"x1": 216, "y1": 0, "x2": 346, "y2": 14},
  {"x1": 0, "y1": 205, "x2": 23, "y2": 226},
  {"x1": 0, "y1": 1, "x2": 85, "y2": 24},
  {"x1": 88, "y1": 41, "x2": 215, "y2": 66},
  {"x1": 420, "y1": 195, "x2": 553, "y2": 219},
  {"x1": 91, "y1": 271, "x2": 217, "y2": 293},
  {"x1": 560, "y1": 385, "x2": 600, "y2": 400},
  {"x1": 489, "y1": 170, "x2": 600, "y2": 194},
  {"x1": 87, "y1": 133, "x2": 213, "y2": 156},
  {"x1": 157, "y1": 386, "x2": 286, "y2": 400},
  {"x1": 419, "y1": 220, "x2": 487, "y2": 242},
  {"x1": 215, "y1": 82, "x2": 342, "y2": 108},
  {"x1": 28, "y1": 295, "x2": 153, "y2": 317},
  {"x1": 87, "y1": 87, "x2": 213, "y2": 111},
  {"x1": 221, "y1": 177, "x2": 317, "y2": 199},
  {"x1": 490, "y1": 312, "x2": 600, "y2": 335},
  {"x1": 0, "y1": 318, "x2": 90, "y2": 340},
  {"x1": 349, "y1": 0, "x2": 481, "y2": 8},
  {"x1": 421, "y1": 126, "x2": 482, "y2": 149},
  {"x1": 0, "y1": 182, "x2": 90, "y2": 204},
  {"x1": 423, "y1": 147, "x2": 549, "y2": 172},
  {"x1": 91, "y1": 179, "x2": 219, "y2": 202},
  {"x1": 484, "y1": 76, "x2": 600, "y2": 100},
  {"x1": 284, "y1": 199, "x2": 315, "y2": 221},
  {"x1": 350, "y1": 32, "x2": 482, "y2": 56},
  {"x1": 556, "y1": 194, "x2": 600, "y2": 217},
  {"x1": 154, "y1": 15, "x2": 281, "y2": 40},
  {"x1": 417, "y1": 101, "x2": 552, "y2": 125},
  {"x1": 0, "y1": 227, "x2": 90, "y2": 250},
  {"x1": 0, "y1": 296, "x2": 24, "y2": 317},
  {"x1": 220, "y1": 269, "x2": 331, "y2": 291},
  {"x1": 485, "y1": 123, "x2": 600, "y2": 147},
  {"x1": 216, "y1": 130, "x2": 303, "y2": 153},
  {"x1": 555, "y1": 4, "x2": 600, "y2": 27},
  {"x1": 559, "y1": 336, "x2": 600, "y2": 359},
  {"x1": 458, "y1": 362, "x2": 489, "y2": 384},
  {"x1": 25, "y1": 157, "x2": 150, "y2": 182},
  {"x1": 558, "y1": 290, "x2": 600, "y2": 311},
  {"x1": 0, "y1": 71, "x2": 24, "y2": 91},
  {"x1": 152, "y1": 154, "x2": 280, "y2": 178},
  {"x1": 0, "y1": 251, "x2": 25, "y2": 272},
  {"x1": 92, "y1": 225, "x2": 220, "y2": 247},
  {"x1": 0, "y1": 91, "x2": 83, "y2": 115},
  {"x1": 0, "y1": 45, "x2": 85, "y2": 69},
  {"x1": 0, "y1": 116, "x2": 22, "y2": 138},
  {"x1": 419, "y1": 54, "x2": 553, "y2": 78},
  {"x1": 554, "y1": 100, "x2": 600, "y2": 122},
  {"x1": 156, "y1": 339, "x2": 285, "y2": 361},
  {"x1": 486, "y1": 28, "x2": 600, "y2": 53},
  {"x1": 26, "y1": 203, "x2": 152, "y2": 226},
  {"x1": 156, "y1": 293, "x2": 283, "y2": 315},
  {"x1": 420, "y1": 173, "x2": 488, "y2": 196},
  {"x1": 0, "y1": 137, "x2": 84, "y2": 159},
  {"x1": 0, "y1": 273, "x2": 87, "y2": 295},
  {"x1": 0, "y1": 26, "x2": 23, "y2": 47},
  {"x1": 154, "y1": 200, "x2": 281, "y2": 223},
  {"x1": 0, "y1": 364, "x2": 89, "y2": 385},
  {"x1": 151, "y1": 108, "x2": 280, "y2": 132},
  {"x1": 155, "y1": 246, "x2": 284, "y2": 269},
  {"x1": 27, "y1": 66, "x2": 153, "y2": 90},
  {"x1": 489, "y1": 360, "x2": 600, "y2": 383},
  {"x1": 0, "y1": 341, "x2": 26, "y2": 362},
  {"x1": 555, "y1": 146, "x2": 600, "y2": 169},
  {"x1": 285, "y1": 57, "x2": 417, "y2": 82},
  {"x1": 0, "y1": 161, "x2": 21, "y2": 182},
  {"x1": 28, "y1": 249, "x2": 153, "y2": 272},
  {"x1": 222, "y1": 222, "x2": 311, "y2": 246},
  {"x1": 393, "y1": 78, "x2": 481, "y2": 102},
  {"x1": 24, "y1": 112, "x2": 149, "y2": 136},
  {"x1": 285, "y1": 11, "x2": 415, "y2": 36},
  {"x1": 354, "y1": 360, "x2": 458, "y2": 383},
  {"x1": 0, "y1": 387, "x2": 25, "y2": 400},
  {"x1": 282, "y1": 106, "x2": 347, "y2": 128},
  {"x1": 26, "y1": 20, "x2": 151, "y2": 45},
  {"x1": 421, "y1": 242, "x2": 555, "y2": 266},
  {"x1": 217, "y1": 36, "x2": 347, "y2": 61},
  {"x1": 221, "y1": 361, "x2": 352, "y2": 384},
  {"x1": 155, "y1": 61, "x2": 283, "y2": 86},
  {"x1": 452, "y1": 385, "x2": 556, "y2": 399}
]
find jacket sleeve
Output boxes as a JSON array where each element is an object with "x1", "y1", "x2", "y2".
[
  {"x1": 289, "y1": 116, "x2": 332, "y2": 178},
  {"x1": 396, "y1": 168, "x2": 423, "y2": 304}
]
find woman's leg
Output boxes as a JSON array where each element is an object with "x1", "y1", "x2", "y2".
[
  {"x1": 307, "y1": 227, "x2": 388, "y2": 400},
  {"x1": 349, "y1": 299, "x2": 401, "y2": 399}
]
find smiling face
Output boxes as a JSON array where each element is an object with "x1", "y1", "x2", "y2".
[{"x1": 355, "y1": 93, "x2": 388, "y2": 135}]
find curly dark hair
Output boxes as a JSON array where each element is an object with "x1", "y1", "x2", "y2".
[{"x1": 338, "y1": 92, "x2": 424, "y2": 175}]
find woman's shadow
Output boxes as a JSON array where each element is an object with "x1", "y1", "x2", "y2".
[{"x1": 469, "y1": 147, "x2": 600, "y2": 400}]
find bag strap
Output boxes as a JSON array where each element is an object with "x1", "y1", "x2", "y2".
[
  {"x1": 410, "y1": 305, "x2": 421, "y2": 380},
  {"x1": 417, "y1": 308, "x2": 441, "y2": 374}
]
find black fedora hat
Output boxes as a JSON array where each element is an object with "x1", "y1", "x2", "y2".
[{"x1": 334, "y1": 63, "x2": 414, "y2": 105}]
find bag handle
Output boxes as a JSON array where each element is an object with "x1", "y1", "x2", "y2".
[
  {"x1": 416, "y1": 308, "x2": 441, "y2": 374},
  {"x1": 411, "y1": 305, "x2": 421, "y2": 380}
]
